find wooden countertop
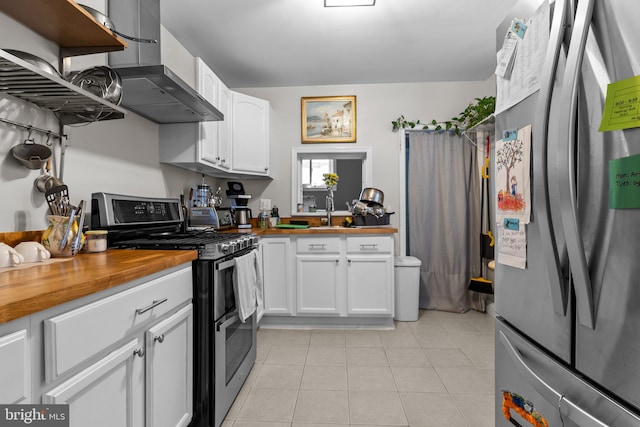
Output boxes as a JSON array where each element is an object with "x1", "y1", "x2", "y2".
[
  {"x1": 252, "y1": 227, "x2": 398, "y2": 236},
  {"x1": 0, "y1": 249, "x2": 198, "y2": 324}
]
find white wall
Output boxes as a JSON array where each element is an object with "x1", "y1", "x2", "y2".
[
  {"x1": 235, "y1": 79, "x2": 496, "y2": 230},
  {"x1": 0, "y1": 5, "x2": 495, "y2": 233}
]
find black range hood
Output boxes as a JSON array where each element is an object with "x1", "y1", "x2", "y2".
[{"x1": 106, "y1": 0, "x2": 223, "y2": 123}]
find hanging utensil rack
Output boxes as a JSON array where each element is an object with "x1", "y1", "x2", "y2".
[{"x1": 0, "y1": 117, "x2": 67, "y2": 142}]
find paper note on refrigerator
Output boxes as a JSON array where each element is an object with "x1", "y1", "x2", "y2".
[
  {"x1": 609, "y1": 154, "x2": 640, "y2": 208},
  {"x1": 497, "y1": 222, "x2": 527, "y2": 269},
  {"x1": 599, "y1": 75, "x2": 640, "y2": 132},
  {"x1": 495, "y1": 1, "x2": 549, "y2": 114},
  {"x1": 495, "y1": 125, "x2": 532, "y2": 224}
]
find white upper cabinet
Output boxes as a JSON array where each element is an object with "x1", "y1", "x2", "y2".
[
  {"x1": 197, "y1": 58, "x2": 222, "y2": 166},
  {"x1": 231, "y1": 91, "x2": 270, "y2": 176},
  {"x1": 159, "y1": 59, "x2": 270, "y2": 178}
]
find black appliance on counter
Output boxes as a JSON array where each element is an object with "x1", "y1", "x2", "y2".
[{"x1": 91, "y1": 192, "x2": 258, "y2": 427}]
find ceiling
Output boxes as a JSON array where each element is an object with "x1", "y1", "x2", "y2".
[{"x1": 160, "y1": 0, "x2": 517, "y2": 88}]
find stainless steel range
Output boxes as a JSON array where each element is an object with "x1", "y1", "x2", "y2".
[{"x1": 91, "y1": 192, "x2": 258, "y2": 427}]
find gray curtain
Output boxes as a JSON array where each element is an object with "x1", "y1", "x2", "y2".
[{"x1": 407, "y1": 130, "x2": 481, "y2": 313}]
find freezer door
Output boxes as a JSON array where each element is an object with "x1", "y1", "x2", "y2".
[
  {"x1": 496, "y1": 319, "x2": 640, "y2": 427},
  {"x1": 564, "y1": 0, "x2": 640, "y2": 409},
  {"x1": 495, "y1": 0, "x2": 572, "y2": 363}
]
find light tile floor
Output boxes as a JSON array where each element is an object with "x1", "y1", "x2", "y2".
[{"x1": 223, "y1": 309, "x2": 495, "y2": 427}]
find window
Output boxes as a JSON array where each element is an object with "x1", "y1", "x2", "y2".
[
  {"x1": 301, "y1": 158, "x2": 336, "y2": 190},
  {"x1": 291, "y1": 146, "x2": 372, "y2": 215}
]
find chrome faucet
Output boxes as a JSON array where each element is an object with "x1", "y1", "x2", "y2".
[{"x1": 326, "y1": 195, "x2": 334, "y2": 226}]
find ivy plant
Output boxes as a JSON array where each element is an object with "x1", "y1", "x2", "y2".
[{"x1": 392, "y1": 96, "x2": 496, "y2": 135}]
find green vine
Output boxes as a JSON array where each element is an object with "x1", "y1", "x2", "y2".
[{"x1": 392, "y1": 96, "x2": 496, "y2": 135}]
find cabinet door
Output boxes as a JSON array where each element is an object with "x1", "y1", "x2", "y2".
[
  {"x1": 197, "y1": 58, "x2": 221, "y2": 166},
  {"x1": 346, "y1": 256, "x2": 393, "y2": 315},
  {"x1": 145, "y1": 305, "x2": 193, "y2": 427},
  {"x1": 43, "y1": 339, "x2": 144, "y2": 427},
  {"x1": 231, "y1": 91, "x2": 270, "y2": 175},
  {"x1": 296, "y1": 255, "x2": 343, "y2": 315},
  {"x1": 261, "y1": 238, "x2": 295, "y2": 315},
  {"x1": 217, "y1": 82, "x2": 232, "y2": 170},
  {"x1": 0, "y1": 329, "x2": 30, "y2": 404}
]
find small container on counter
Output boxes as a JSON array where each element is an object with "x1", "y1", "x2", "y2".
[{"x1": 85, "y1": 230, "x2": 108, "y2": 252}]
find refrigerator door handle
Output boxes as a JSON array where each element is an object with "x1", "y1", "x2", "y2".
[
  {"x1": 557, "y1": 0, "x2": 597, "y2": 329},
  {"x1": 499, "y1": 331, "x2": 609, "y2": 427},
  {"x1": 532, "y1": 0, "x2": 570, "y2": 316}
]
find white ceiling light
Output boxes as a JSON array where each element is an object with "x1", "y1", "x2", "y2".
[{"x1": 324, "y1": 0, "x2": 376, "y2": 7}]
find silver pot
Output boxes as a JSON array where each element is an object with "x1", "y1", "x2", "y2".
[{"x1": 359, "y1": 187, "x2": 384, "y2": 205}]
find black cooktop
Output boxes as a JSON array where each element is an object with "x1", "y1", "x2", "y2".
[{"x1": 113, "y1": 231, "x2": 247, "y2": 250}]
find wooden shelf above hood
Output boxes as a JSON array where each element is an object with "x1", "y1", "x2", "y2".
[{"x1": 0, "y1": 0, "x2": 127, "y2": 57}]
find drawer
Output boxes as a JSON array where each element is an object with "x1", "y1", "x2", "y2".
[
  {"x1": 296, "y1": 237, "x2": 341, "y2": 254},
  {"x1": 44, "y1": 266, "x2": 192, "y2": 382},
  {"x1": 346, "y1": 236, "x2": 392, "y2": 254}
]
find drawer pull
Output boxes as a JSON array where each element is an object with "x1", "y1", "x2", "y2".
[
  {"x1": 360, "y1": 244, "x2": 378, "y2": 249},
  {"x1": 154, "y1": 334, "x2": 165, "y2": 344},
  {"x1": 309, "y1": 244, "x2": 327, "y2": 249},
  {"x1": 135, "y1": 298, "x2": 168, "y2": 315},
  {"x1": 133, "y1": 348, "x2": 145, "y2": 358}
]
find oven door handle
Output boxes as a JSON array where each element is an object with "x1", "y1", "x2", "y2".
[
  {"x1": 217, "y1": 312, "x2": 240, "y2": 332},
  {"x1": 217, "y1": 259, "x2": 236, "y2": 271}
]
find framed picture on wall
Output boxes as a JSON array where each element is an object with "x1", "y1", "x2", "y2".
[{"x1": 301, "y1": 95, "x2": 356, "y2": 143}]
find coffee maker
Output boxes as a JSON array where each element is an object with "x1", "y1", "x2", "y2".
[{"x1": 226, "y1": 182, "x2": 252, "y2": 229}]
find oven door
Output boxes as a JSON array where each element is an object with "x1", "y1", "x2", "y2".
[
  {"x1": 213, "y1": 310, "x2": 256, "y2": 427},
  {"x1": 212, "y1": 248, "x2": 257, "y2": 427}
]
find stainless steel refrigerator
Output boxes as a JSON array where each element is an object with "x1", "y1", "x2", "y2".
[{"x1": 495, "y1": 0, "x2": 640, "y2": 425}]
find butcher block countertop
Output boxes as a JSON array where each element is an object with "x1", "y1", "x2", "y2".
[
  {"x1": 254, "y1": 226, "x2": 398, "y2": 236},
  {"x1": 0, "y1": 249, "x2": 198, "y2": 325}
]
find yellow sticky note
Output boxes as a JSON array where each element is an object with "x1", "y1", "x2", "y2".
[{"x1": 599, "y1": 75, "x2": 640, "y2": 132}]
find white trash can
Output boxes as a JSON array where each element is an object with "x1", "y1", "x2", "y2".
[{"x1": 394, "y1": 256, "x2": 422, "y2": 321}]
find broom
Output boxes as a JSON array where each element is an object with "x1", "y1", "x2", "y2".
[{"x1": 469, "y1": 136, "x2": 494, "y2": 294}]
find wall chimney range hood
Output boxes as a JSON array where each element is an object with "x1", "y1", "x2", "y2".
[{"x1": 107, "y1": 0, "x2": 223, "y2": 123}]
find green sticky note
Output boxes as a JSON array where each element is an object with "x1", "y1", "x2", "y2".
[
  {"x1": 599, "y1": 75, "x2": 640, "y2": 132},
  {"x1": 609, "y1": 154, "x2": 640, "y2": 209}
]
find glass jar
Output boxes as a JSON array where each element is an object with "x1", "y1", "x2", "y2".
[
  {"x1": 85, "y1": 230, "x2": 108, "y2": 252},
  {"x1": 41, "y1": 215, "x2": 82, "y2": 257}
]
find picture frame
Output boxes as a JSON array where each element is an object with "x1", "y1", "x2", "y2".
[{"x1": 301, "y1": 95, "x2": 356, "y2": 143}]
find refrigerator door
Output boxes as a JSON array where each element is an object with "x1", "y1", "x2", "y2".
[
  {"x1": 496, "y1": 319, "x2": 640, "y2": 427},
  {"x1": 495, "y1": 0, "x2": 572, "y2": 363},
  {"x1": 560, "y1": 0, "x2": 640, "y2": 409}
]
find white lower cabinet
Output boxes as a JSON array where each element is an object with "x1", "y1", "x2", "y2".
[
  {"x1": 261, "y1": 234, "x2": 394, "y2": 320},
  {"x1": 0, "y1": 321, "x2": 30, "y2": 404},
  {"x1": 261, "y1": 238, "x2": 295, "y2": 315},
  {"x1": 43, "y1": 339, "x2": 144, "y2": 427},
  {"x1": 37, "y1": 265, "x2": 193, "y2": 427},
  {"x1": 146, "y1": 305, "x2": 193, "y2": 427},
  {"x1": 346, "y1": 256, "x2": 393, "y2": 315},
  {"x1": 296, "y1": 255, "x2": 343, "y2": 315}
]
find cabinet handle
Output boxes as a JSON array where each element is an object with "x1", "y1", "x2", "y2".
[
  {"x1": 360, "y1": 244, "x2": 378, "y2": 250},
  {"x1": 216, "y1": 156, "x2": 221, "y2": 161},
  {"x1": 154, "y1": 334, "x2": 165, "y2": 344},
  {"x1": 135, "y1": 298, "x2": 168, "y2": 315},
  {"x1": 264, "y1": 167, "x2": 269, "y2": 171},
  {"x1": 309, "y1": 244, "x2": 326, "y2": 249},
  {"x1": 133, "y1": 348, "x2": 145, "y2": 358},
  {"x1": 221, "y1": 159, "x2": 226, "y2": 163}
]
